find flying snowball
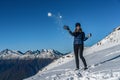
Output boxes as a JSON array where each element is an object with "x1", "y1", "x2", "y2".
[
  {"x1": 48, "y1": 12, "x2": 52, "y2": 17},
  {"x1": 59, "y1": 15, "x2": 62, "y2": 19}
]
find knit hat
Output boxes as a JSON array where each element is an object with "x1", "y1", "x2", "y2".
[{"x1": 75, "y1": 23, "x2": 81, "y2": 27}]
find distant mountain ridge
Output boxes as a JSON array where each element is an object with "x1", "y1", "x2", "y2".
[{"x1": 0, "y1": 49, "x2": 63, "y2": 59}]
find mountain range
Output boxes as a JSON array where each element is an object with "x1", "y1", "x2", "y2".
[
  {"x1": 0, "y1": 49, "x2": 63, "y2": 59},
  {"x1": 0, "y1": 49, "x2": 64, "y2": 80}
]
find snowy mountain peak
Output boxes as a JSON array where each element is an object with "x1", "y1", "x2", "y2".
[
  {"x1": 41, "y1": 49, "x2": 55, "y2": 52},
  {"x1": 41, "y1": 49, "x2": 62, "y2": 55},
  {"x1": 33, "y1": 50, "x2": 41, "y2": 54},
  {"x1": 41, "y1": 49, "x2": 47, "y2": 52},
  {"x1": 40, "y1": 49, "x2": 63, "y2": 58},
  {"x1": 1, "y1": 49, "x2": 12, "y2": 53},
  {"x1": 0, "y1": 49, "x2": 20, "y2": 55},
  {"x1": 25, "y1": 50, "x2": 34, "y2": 55}
]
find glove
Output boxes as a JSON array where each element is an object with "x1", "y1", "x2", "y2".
[
  {"x1": 63, "y1": 25, "x2": 70, "y2": 31},
  {"x1": 86, "y1": 33, "x2": 92, "y2": 38}
]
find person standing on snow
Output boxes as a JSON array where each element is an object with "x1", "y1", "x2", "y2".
[{"x1": 64, "y1": 23, "x2": 92, "y2": 70}]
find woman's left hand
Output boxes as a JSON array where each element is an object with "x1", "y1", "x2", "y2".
[{"x1": 87, "y1": 33, "x2": 92, "y2": 38}]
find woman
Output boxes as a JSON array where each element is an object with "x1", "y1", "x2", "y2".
[{"x1": 64, "y1": 23, "x2": 91, "y2": 70}]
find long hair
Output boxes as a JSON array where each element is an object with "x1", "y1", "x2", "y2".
[
  {"x1": 74, "y1": 22, "x2": 82, "y2": 32},
  {"x1": 74, "y1": 27, "x2": 82, "y2": 32}
]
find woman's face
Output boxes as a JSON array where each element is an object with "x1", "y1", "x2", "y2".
[{"x1": 76, "y1": 26, "x2": 81, "y2": 30}]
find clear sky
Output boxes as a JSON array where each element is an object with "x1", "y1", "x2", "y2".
[{"x1": 0, "y1": 0, "x2": 120, "y2": 53}]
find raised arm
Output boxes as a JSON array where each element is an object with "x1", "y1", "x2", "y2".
[
  {"x1": 63, "y1": 25, "x2": 75, "y2": 36},
  {"x1": 68, "y1": 30, "x2": 75, "y2": 36}
]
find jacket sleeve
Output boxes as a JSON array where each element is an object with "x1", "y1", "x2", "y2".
[
  {"x1": 68, "y1": 30, "x2": 75, "y2": 36},
  {"x1": 83, "y1": 32, "x2": 88, "y2": 41}
]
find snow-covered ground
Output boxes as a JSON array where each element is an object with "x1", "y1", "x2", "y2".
[
  {"x1": 24, "y1": 26, "x2": 120, "y2": 80},
  {"x1": 24, "y1": 44, "x2": 120, "y2": 80}
]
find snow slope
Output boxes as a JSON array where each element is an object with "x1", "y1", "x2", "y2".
[
  {"x1": 88, "y1": 26, "x2": 120, "y2": 53},
  {"x1": 24, "y1": 26, "x2": 120, "y2": 80}
]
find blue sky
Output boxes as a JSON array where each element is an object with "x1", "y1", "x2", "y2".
[{"x1": 0, "y1": 0, "x2": 120, "y2": 53}]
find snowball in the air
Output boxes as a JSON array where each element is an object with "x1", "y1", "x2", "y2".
[
  {"x1": 59, "y1": 16, "x2": 62, "y2": 18},
  {"x1": 48, "y1": 12, "x2": 52, "y2": 17}
]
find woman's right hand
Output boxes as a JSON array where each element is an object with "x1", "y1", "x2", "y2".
[{"x1": 63, "y1": 25, "x2": 70, "y2": 31}]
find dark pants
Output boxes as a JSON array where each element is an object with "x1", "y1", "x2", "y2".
[{"x1": 74, "y1": 44, "x2": 87, "y2": 69}]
